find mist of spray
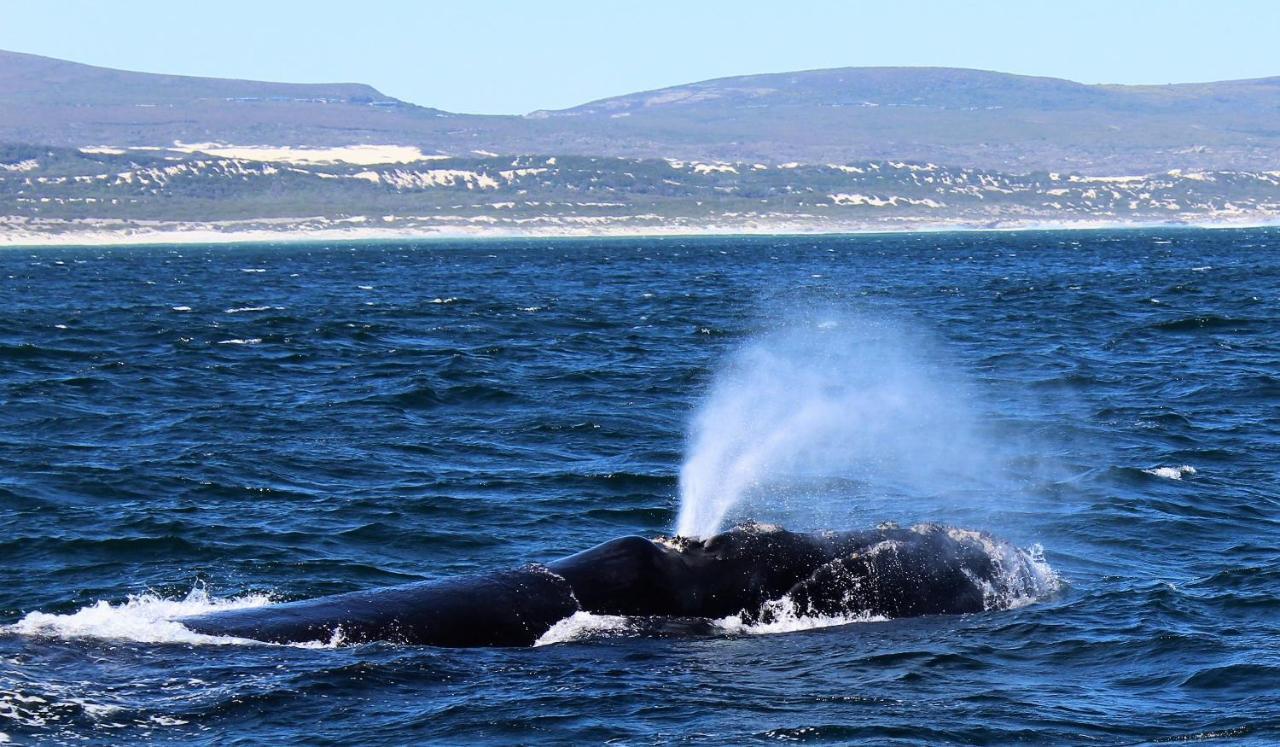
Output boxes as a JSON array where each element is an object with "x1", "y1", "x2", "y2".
[{"x1": 675, "y1": 311, "x2": 1002, "y2": 538}]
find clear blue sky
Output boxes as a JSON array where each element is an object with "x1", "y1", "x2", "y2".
[{"x1": 2, "y1": 0, "x2": 1277, "y2": 114}]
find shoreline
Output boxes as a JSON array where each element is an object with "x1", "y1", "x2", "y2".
[{"x1": 2, "y1": 215, "x2": 1277, "y2": 249}]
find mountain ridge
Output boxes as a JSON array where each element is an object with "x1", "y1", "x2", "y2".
[
  {"x1": 4, "y1": 50, "x2": 1280, "y2": 176},
  {"x1": 0, "y1": 49, "x2": 401, "y2": 105},
  {"x1": 550, "y1": 65, "x2": 1280, "y2": 116}
]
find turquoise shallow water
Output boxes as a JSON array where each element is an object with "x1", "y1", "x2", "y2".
[{"x1": 0, "y1": 229, "x2": 1277, "y2": 744}]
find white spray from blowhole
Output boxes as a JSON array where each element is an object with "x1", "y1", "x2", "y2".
[{"x1": 675, "y1": 310, "x2": 1006, "y2": 539}]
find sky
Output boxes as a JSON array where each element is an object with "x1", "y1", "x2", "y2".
[{"x1": 2, "y1": 0, "x2": 1278, "y2": 114}]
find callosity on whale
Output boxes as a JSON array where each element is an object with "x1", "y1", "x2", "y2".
[{"x1": 179, "y1": 523, "x2": 1057, "y2": 647}]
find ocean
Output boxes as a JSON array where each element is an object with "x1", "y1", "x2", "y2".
[{"x1": 1, "y1": 228, "x2": 1277, "y2": 744}]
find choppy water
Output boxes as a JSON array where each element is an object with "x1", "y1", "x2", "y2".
[{"x1": 1, "y1": 229, "x2": 1277, "y2": 744}]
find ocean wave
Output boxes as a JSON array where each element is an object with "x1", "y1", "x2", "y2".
[
  {"x1": 1151, "y1": 315, "x2": 1252, "y2": 332},
  {"x1": 4, "y1": 587, "x2": 272, "y2": 646},
  {"x1": 5, "y1": 586, "x2": 357, "y2": 650},
  {"x1": 366, "y1": 382, "x2": 519, "y2": 409},
  {"x1": 0, "y1": 686, "x2": 127, "y2": 732},
  {"x1": 0, "y1": 342, "x2": 96, "y2": 361},
  {"x1": 582, "y1": 505, "x2": 671, "y2": 524},
  {"x1": 1143, "y1": 465, "x2": 1197, "y2": 480},
  {"x1": 223, "y1": 305, "x2": 283, "y2": 314},
  {"x1": 1182, "y1": 663, "x2": 1280, "y2": 690}
]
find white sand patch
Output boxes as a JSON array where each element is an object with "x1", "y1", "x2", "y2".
[
  {"x1": 1070, "y1": 175, "x2": 1147, "y2": 184},
  {"x1": 830, "y1": 193, "x2": 943, "y2": 208},
  {"x1": 1168, "y1": 169, "x2": 1215, "y2": 182},
  {"x1": 0, "y1": 159, "x2": 38, "y2": 172},
  {"x1": 498, "y1": 167, "x2": 547, "y2": 181},
  {"x1": 172, "y1": 143, "x2": 443, "y2": 165},
  {"x1": 692, "y1": 163, "x2": 738, "y2": 175},
  {"x1": 351, "y1": 169, "x2": 499, "y2": 190}
]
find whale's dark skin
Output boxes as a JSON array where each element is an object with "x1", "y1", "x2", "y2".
[{"x1": 180, "y1": 523, "x2": 1046, "y2": 647}]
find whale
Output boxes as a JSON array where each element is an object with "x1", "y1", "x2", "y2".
[{"x1": 179, "y1": 522, "x2": 1053, "y2": 647}]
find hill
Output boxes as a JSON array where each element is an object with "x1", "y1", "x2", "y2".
[
  {"x1": 540, "y1": 67, "x2": 1280, "y2": 173},
  {"x1": 0, "y1": 49, "x2": 461, "y2": 147},
  {"x1": 3, "y1": 52, "x2": 1280, "y2": 174}
]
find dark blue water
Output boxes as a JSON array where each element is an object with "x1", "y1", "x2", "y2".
[{"x1": 1, "y1": 229, "x2": 1277, "y2": 744}]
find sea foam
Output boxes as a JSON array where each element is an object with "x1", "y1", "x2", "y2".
[
  {"x1": 1144, "y1": 465, "x2": 1197, "y2": 480},
  {"x1": 533, "y1": 611, "x2": 631, "y2": 646},
  {"x1": 6, "y1": 587, "x2": 274, "y2": 646}
]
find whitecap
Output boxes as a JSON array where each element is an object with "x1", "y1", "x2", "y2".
[
  {"x1": 223, "y1": 305, "x2": 278, "y2": 314},
  {"x1": 1144, "y1": 465, "x2": 1197, "y2": 480},
  {"x1": 171, "y1": 305, "x2": 192, "y2": 312},
  {"x1": 216, "y1": 338, "x2": 261, "y2": 345}
]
